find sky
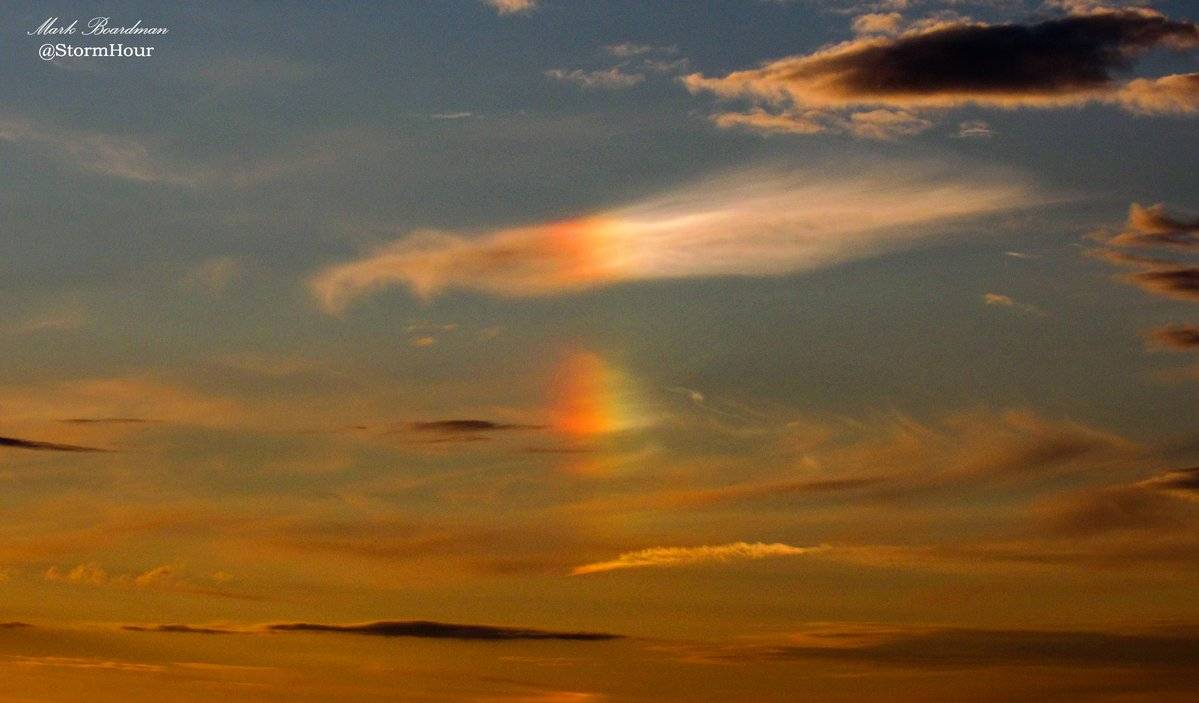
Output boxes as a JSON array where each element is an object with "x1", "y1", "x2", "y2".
[{"x1": 1, "y1": 0, "x2": 1198, "y2": 701}]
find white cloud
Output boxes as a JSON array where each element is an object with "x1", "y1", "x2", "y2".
[{"x1": 572, "y1": 542, "x2": 825, "y2": 575}]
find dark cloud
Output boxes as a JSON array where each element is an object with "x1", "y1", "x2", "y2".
[
  {"x1": 822, "y1": 12, "x2": 1196, "y2": 98},
  {"x1": 122, "y1": 624, "x2": 236, "y2": 635},
  {"x1": 1125, "y1": 267, "x2": 1199, "y2": 302},
  {"x1": 0, "y1": 622, "x2": 33, "y2": 629},
  {"x1": 0, "y1": 435, "x2": 108, "y2": 452},
  {"x1": 60, "y1": 417, "x2": 155, "y2": 425},
  {"x1": 407, "y1": 420, "x2": 542, "y2": 433},
  {"x1": 684, "y1": 9, "x2": 1199, "y2": 118},
  {"x1": 1146, "y1": 324, "x2": 1199, "y2": 351},
  {"x1": 125, "y1": 620, "x2": 621, "y2": 641},
  {"x1": 713, "y1": 624, "x2": 1199, "y2": 669},
  {"x1": 1138, "y1": 466, "x2": 1199, "y2": 496},
  {"x1": 266, "y1": 621, "x2": 620, "y2": 640}
]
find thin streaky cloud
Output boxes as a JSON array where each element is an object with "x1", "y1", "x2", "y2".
[
  {"x1": 1145, "y1": 324, "x2": 1199, "y2": 351},
  {"x1": 125, "y1": 620, "x2": 621, "y2": 641},
  {"x1": 983, "y1": 292, "x2": 1046, "y2": 316},
  {"x1": 545, "y1": 68, "x2": 645, "y2": 90},
  {"x1": 407, "y1": 420, "x2": 544, "y2": 433},
  {"x1": 0, "y1": 435, "x2": 108, "y2": 453},
  {"x1": 571, "y1": 542, "x2": 826, "y2": 575}
]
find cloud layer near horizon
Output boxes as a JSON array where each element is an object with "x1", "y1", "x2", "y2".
[
  {"x1": 310, "y1": 165, "x2": 1034, "y2": 309},
  {"x1": 123, "y1": 619, "x2": 621, "y2": 641}
]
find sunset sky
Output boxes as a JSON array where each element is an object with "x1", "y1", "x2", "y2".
[{"x1": 2, "y1": 1, "x2": 1198, "y2": 701}]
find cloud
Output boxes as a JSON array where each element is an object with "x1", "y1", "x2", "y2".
[
  {"x1": 310, "y1": 164, "x2": 1034, "y2": 309},
  {"x1": 122, "y1": 624, "x2": 234, "y2": 635},
  {"x1": 1035, "y1": 466, "x2": 1199, "y2": 536},
  {"x1": 983, "y1": 292, "x2": 1045, "y2": 315},
  {"x1": 0, "y1": 116, "x2": 200, "y2": 185},
  {"x1": 1124, "y1": 267, "x2": 1199, "y2": 302},
  {"x1": 125, "y1": 620, "x2": 621, "y2": 641},
  {"x1": 1136, "y1": 466, "x2": 1199, "y2": 501},
  {"x1": 711, "y1": 108, "x2": 832, "y2": 134},
  {"x1": 265, "y1": 621, "x2": 619, "y2": 640},
  {"x1": 432, "y1": 111, "x2": 474, "y2": 120},
  {"x1": 605, "y1": 43, "x2": 656, "y2": 58},
  {"x1": 565, "y1": 408, "x2": 1137, "y2": 519},
  {"x1": 1146, "y1": 324, "x2": 1199, "y2": 351},
  {"x1": 545, "y1": 68, "x2": 645, "y2": 89},
  {"x1": 684, "y1": 9, "x2": 1199, "y2": 136},
  {"x1": 852, "y1": 12, "x2": 904, "y2": 35},
  {"x1": 60, "y1": 417, "x2": 154, "y2": 425},
  {"x1": 0, "y1": 435, "x2": 107, "y2": 452},
  {"x1": 45, "y1": 562, "x2": 261, "y2": 601},
  {"x1": 1110, "y1": 203, "x2": 1199, "y2": 249},
  {"x1": 0, "y1": 115, "x2": 371, "y2": 188},
  {"x1": 1118, "y1": 72, "x2": 1199, "y2": 114},
  {"x1": 0, "y1": 376, "x2": 245, "y2": 436},
  {"x1": 671, "y1": 622, "x2": 1199, "y2": 669},
  {"x1": 711, "y1": 107, "x2": 932, "y2": 140},
  {"x1": 571, "y1": 542, "x2": 825, "y2": 575},
  {"x1": 684, "y1": 10, "x2": 1198, "y2": 112},
  {"x1": 847, "y1": 108, "x2": 932, "y2": 139},
  {"x1": 483, "y1": 0, "x2": 537, "y2": 15},
  {"x1": 956, "y1": 120, "x2": 994, "y2": 138},
  {"x1": 408, "y1": 420, "x2": 542, "y2": 434},
  {"x1": 1090, "y1": 203, "x2": 1199, "y2": 306}
]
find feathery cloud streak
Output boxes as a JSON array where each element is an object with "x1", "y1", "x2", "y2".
[
  {"x1": 571, "y1": 542, "x2": 825, "y2": 575},
  {"x1": 311, "y1": 165, "x2": 1034, "y2": 309}
]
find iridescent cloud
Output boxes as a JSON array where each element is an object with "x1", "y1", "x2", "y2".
[{"x1": 311, "y1": 165, "x2": 1034, "y2": 309}]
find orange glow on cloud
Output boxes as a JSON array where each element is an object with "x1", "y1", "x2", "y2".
[{"x1": 309, "y1": 165, "x2": 1035, "y2": 310}]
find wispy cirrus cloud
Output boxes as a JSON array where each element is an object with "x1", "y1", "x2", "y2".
[
  {"x1": 571, "y1": 542, "x2": 825, "y2": 575},
  {"x1": 545, "y1": 68, "x2": 645, "y2": 89},
  {"x1": 310, "y1": 164, "x2": 1035, "y2": 309},
  {"x1": 684, "y1": 9, "x2": 1199, "y2": 138}
]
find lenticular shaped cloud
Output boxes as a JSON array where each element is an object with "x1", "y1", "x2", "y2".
[
  {"x1": 571, "y1": 542, "x2": 825, "y2": 575},
  {"x1": 311, "y1": 165, "x2": 1035, "y2": 310}
]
